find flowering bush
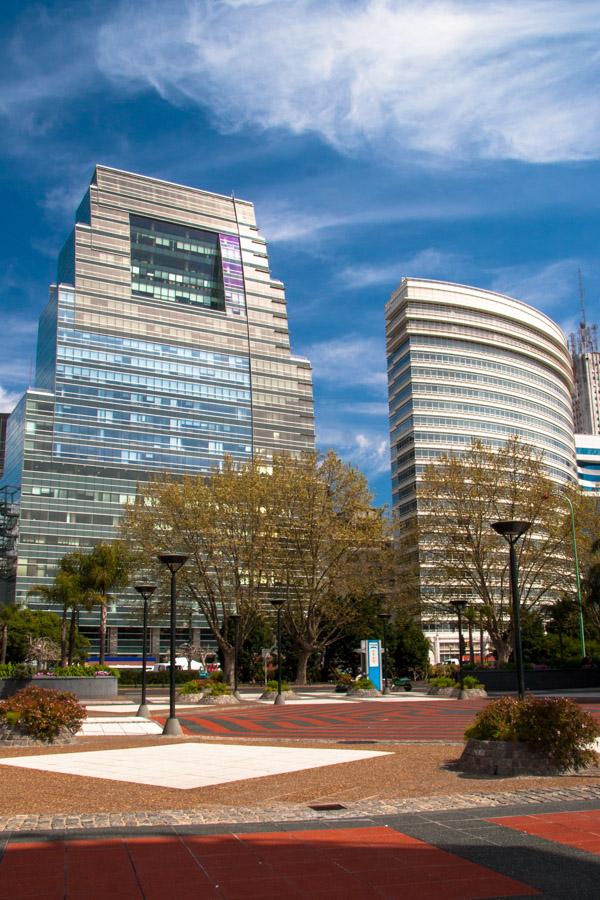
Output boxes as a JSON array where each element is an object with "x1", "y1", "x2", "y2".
[
  {"x1": 179, "y1": 680, "x2": 205, "y2": 695},
  {"x1": 353, "y1": 677, "x2": 376, "y2": 690},
  {"x1": 465, "y1": 696, "x2": 599, "y2": 771},
  {"x1": 0, "y1": 686, "x2": 86, "y2": 742}
]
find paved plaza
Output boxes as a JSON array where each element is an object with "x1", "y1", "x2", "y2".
[{"x1": 0, "y1": 694, "x2": 599, "y2": 897}]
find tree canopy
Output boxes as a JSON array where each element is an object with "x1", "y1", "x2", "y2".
[
  {"x1": 416, "y1": 436, "x2": 600, "y2": 661},
  {"x1": 121, "y1": 450, "x2": 392, "y2": 683}
]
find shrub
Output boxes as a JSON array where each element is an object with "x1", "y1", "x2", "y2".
[
  {"x1": 0, "y1": 686, "x2": 86, "y2": 742},
  {"x1": 179, "y1": 680, "x2": 205, "y2": 695},
  {"x1": 354, "y1": 677, "x2": 376, "y2": 690},
  {"x1": 463, "y1": 675, "x2": 484, "y2": 689},
  {"x1": 335, "y1": 672, "x2": 354, "y2": 687},
  {"x1": 265, "y1": 679, "x2": 290, "y2": 692},
  {"x1": 208, "y1": 669, "x2": 225, "y2": 683},
  {"x1": 430, "y1": 663, "x2": 457, "y2": 679},
  {"x1": 118, "y1": 669, "x2": 196, "y2": 686},
  {"x1": 0, "y1": 663, "x2": 33, "y2": 679},
  {"x1": 429, "y1": 676, "x2": 456, "y2": 688},
  {"x1": 35, "y1": 665, "x2": 119, "y2": 679},
  {"x1": 208, "y1": 681, "x2": 231, "y2": 696},
  {"x1": 465, "y1": 696, "x2": 599, "y2": 771}
]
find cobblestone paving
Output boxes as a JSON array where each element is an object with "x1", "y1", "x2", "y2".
[{"x1": 2, "y1": 785, "x2": 600, "y2": 833}]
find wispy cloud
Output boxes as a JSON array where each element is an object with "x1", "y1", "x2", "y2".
[
  {"x1": 317, "y1": 425, "x2": 390, "y2": 479},
  {"x1": 301, "y1": 335, "x2": 387, "y2": 391},
  {"x1": 96, "y1": 0, "x2": 600, "y2": 165},
  {"x1": 0, "y1": 386, "x2": 21, "y2": 414},
  {"x1": 488, "y1": 258, "x2": 582, "y2": 312},
  {"x1": 340, "y1": 248, "x2": 462, "y2": 289}
]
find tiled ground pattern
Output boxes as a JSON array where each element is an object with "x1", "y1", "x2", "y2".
[
  {"x1": 0, "y1": 826, "x2": 539, "y2": 900},
  {"x1": 167, "y1": 698, "x2": 600, "y2": 742},
  {"x1": 490, "y1": 808, "x2": 600, "y2": 856}
]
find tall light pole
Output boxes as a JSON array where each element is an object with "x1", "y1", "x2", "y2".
[
  {"x1": 157, "y1": 552, "x2": 189, "y2": 735},
  {"x1": 270, "y1": 594, "x2": 286, "y2": 706},
  {"x1": 133, "y1": 582, "x2": 156, "y2": 718},
  {"x1": 562, "y1": 494, "x2": 586, "y2": 658},
  {"x1": 230, "y1": 612, "x2": 241, "y2": 700},
  {"x1": 491, "y1": 520, "x2": 531, "y2": 700},
  {"x1": 450, "y1": 599, "x2": 468, "y2": 699},
  {"x1": 377, "y1": 609, "x2": 392, "y2": 695}
]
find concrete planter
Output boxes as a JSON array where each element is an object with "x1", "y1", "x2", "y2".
[
  {"x1": 427, "y1": 686, "x2": 487, "y2": 698},
  {"x1": 473, "y1": 668, "x2": 600, "y2": 692},
  {"x1": 0, "y1": 677, "x2": 118, "y2": 700},
  {"x1": 458, "y1": 739, "x2": 561, "y2": 776},
  {"x1": 0, "y1": 720, "x2": 75, "y2": 746},
  {"x1": 177, "y1": 692, "x2": 204, "y2": 703},
  {"x1": 259, "y1": 690, "x2": 296, "y2": 700},
  {"x1": 198, "y1": 694, "x2": 239, "y2": 706}
]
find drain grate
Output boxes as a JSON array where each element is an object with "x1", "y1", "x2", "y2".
[{"x1": 308, "y1": 803, "x2": 347, "y2": 811}]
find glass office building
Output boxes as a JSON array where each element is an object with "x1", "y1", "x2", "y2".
[{"x1": 0, "y1": 166, "x2": 315, "y2": 655}]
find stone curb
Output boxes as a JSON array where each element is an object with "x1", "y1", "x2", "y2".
[{"x1": 2, "y1": 785, "x2": 600, "y2": 833}]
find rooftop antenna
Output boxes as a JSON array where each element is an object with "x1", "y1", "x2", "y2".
[{"x1": 579, "y1": 268, "x2": 586, "y2": 330}]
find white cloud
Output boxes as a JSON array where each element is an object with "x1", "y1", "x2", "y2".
[
  {"x1": 96, "y1": 0, "x2": 600, "y2": 164},
  {"x1": 0, "y1": 386, "x2": 21, "y2": 414},
  {"x1": 317, "y1": 426, "x2": 391, "y2": 478},
  {"x1": 302, "y1": 335, "x2": 387, "y2": 390},
  {"x1": 488, "y1": 258, "x2": 581, "y2": 312},
  {"x1": 340, "y1": 248, "x2": 461, "y2": 289}
]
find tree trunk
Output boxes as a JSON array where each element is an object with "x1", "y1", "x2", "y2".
[
  {"x1": 221, "y1": 644, "x2": 235, "y2": 685},
  {"x1": 68, "y1": 607, "x2": 77, "y2": 664},
  {"x1": 467, "y1": 621, "x2": 475, "y2": 665},
  {"x1": 0, "y1": 623, "x2": 7, "y2": 664},
  {"x1": 99, "y1": 601, "x2": 107, "y2": 665},
  {"x1": 294, "y1": 647, "x2": 312, "y2": 686},
  {"x1": 60, "y1": 604, "x2": 68, "y2": 667}
]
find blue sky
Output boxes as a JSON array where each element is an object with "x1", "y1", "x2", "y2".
[{"x1": 1, "y1": 0, "x2": 600, "y2": 507}]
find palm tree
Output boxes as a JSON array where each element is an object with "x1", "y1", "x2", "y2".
[
  {"x1": 464, "y1": 606, "x2": 478, "y2": 665},
  {"x1": 81, "y1": 542, "x2": 131, "y2": 665},
  {"x1": 28, "y1": 552, "x2": 86, "y2": 666}
]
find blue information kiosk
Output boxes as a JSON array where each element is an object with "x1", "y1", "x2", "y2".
[{"x1": 361, "y1": 639, "x2": 382, "y2": 690}]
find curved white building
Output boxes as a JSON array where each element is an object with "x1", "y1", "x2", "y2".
[
  {"x1": 386, "y1": 278, "x2": 576, "y2": 520},
  {"x1": 385, "y1": 278, "x2": 577, "y2": 659}
]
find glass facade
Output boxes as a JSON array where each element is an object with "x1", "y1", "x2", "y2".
[
  {"x1": 385, "y1": 278, "x2": 577, "y2": 639},
  {"x1": 0, "y1": 166, "x2": 315, "y2": 653}
]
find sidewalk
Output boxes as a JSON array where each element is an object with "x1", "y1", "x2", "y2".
[{"x1": 2, "y1": 793, "x2": 600, "y2": 898}]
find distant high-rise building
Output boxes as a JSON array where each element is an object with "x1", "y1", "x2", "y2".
[
  {"x1": 385, "y1": 278, "x2": 576, "y2": 661},
  {"x1": 0, "y1": 166, "x2": 315, "y2": 655},
  {"x1": 0, "y1": 413, "x2": 8, "y2": 475},
  {"x1": 570, "y1": 318, "x2": 600, "y2": 435},
  {"x1": 574, "y1": 434, "x2": 600, "y2": 492}
]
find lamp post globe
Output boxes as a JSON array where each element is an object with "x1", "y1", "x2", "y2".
[
  {"x1": 133, "y1": 582, "x2": 156, "y2": 718},
  {"x1": 157, "y1": 552, "x2": 189, "y2": 735},
  {"x1": 491, "y1": 520, "x2": 531, "y2": 699}
]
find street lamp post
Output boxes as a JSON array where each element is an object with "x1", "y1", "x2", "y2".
[
  {"x1": 269, "y1": 596, "x2": 286, "y2": 706},
  {"x1": 157, "y1": 552, "x2": 189, "y2": 735},
  {"x1": 377, "y1": 610, "x2": 392, "y2": 694},
  {"x1": 133, "y1": 582, "x2": 156, "y2": 718},
  {"x1": 491, "y1": 520, "x2": 531, "y2": 700},
  {"x1": 450, "y1": 599, "x2": 468, "y2": 699},
  {"x1": 230, "y1": 613, "x2": 241, "y2": 700},
  {"x1": 563, "y1": 494, "x2": 586, "y2": 658}
]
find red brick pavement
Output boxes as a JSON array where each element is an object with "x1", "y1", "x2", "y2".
[
  {"x1": 159, "y1": 698, "x2": 600, "y2": 743},
  {"x1": 0, "y1": 826, "x2": 539, "y2": 899},
  {"x1": 489, "y1": 809, "x2": 600, "y2": 856}
]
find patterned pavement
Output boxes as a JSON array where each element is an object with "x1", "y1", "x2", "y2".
[
  {"x1": 160, "y1": 697, "x2": 600, "y2": 742},
  {"x1": 490, "y1": 808, "x2": 600, "y2": 855},
  {"x1": 0, "y1": 825, "x2": 539, "y2": 899}
]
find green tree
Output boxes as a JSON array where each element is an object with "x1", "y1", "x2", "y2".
[
  {"x1": 121, "y1": 452, "x2": 391, "y2": 685},
  {"x1": 79, "y1": 542, "x2": 131, "y2": 664},
  {"x1": 0, "y1": 608, "x2": 88, "y2": 663},
  {"x1": 392, "y1": 618, "x2": 431, "y2": 678},
  {"x1": 417, "y1": 437, "x2": 600, "y2": 662},
  {"x1": 27, "y1": 552, "x2": 86, "y2": 666}
]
